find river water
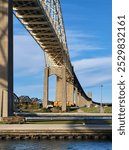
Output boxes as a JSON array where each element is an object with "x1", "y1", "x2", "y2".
[{"x1": 0, "y1": 140, "x2": 111, "y2": 150}]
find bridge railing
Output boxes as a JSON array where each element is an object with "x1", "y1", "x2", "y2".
[{"x1": 39, "y1": 0, "x2": 68, "y2": 53}]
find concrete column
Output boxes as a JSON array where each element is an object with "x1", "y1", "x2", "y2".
[
  {"x1": 2, "y1": 90, "x2": 8, "y2": 117},
  {"x1": 0, "y1": 0, "x2": 13, "y2": 117},
  {"x1": 56, "y1": 76, "x2": 62, "y2": 102},
  {"x1": 74, "y1": 87, "x2": 78, "y2": 106},
  {"x1": 76, "y1": 92, "x2": 79, "y2": 107},
  {"x1": 0, "y1": 89, "x2": 3, "y2": 117},
  {"x1": 43, "y1": 67, "x2": 49, "y2": 108},
  {"x1": 62, "y1": 66, "x2": 67, "y2": 112},
  {"x1": 77, "y1": 92, "x2": 81, "y2": 107},
  {"x1": 67, "y1": 82, "x2": 74, "y2": 106}
]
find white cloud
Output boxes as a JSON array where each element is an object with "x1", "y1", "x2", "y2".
[
  {"x1": 69, "y1": 43, "x2": 104, "y2": 51},
  {"x1": 67, "y1": 30, "x2": 96, "y2": 39},
  {"x1": 14, "y1": 35, "x2": 44, "y2": 77},
  {"x1": 72, "y1": 57, "x2": 112, "y2": 87},
  {"x1": 66, "y1": 29, "x2": 105, "y2": 58},
  {"x1": 72, "y1": 57, "x2": 111, "y2": 71},
  {"x1": 77, "y1": 71, "x2": 112, "y2": 87}
]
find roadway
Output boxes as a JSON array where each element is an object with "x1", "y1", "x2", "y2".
[{"x1": 0, "y1": 124, "x2": 111, "y2": 130}]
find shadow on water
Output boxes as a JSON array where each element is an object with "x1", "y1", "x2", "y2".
[{"x1": 0, "y1": 139, "x2": 112, "y2": 150}]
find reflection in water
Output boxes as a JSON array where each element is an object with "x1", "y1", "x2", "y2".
[{"x1": 0, "y1": 140, "x2": 111, "y2": 150}]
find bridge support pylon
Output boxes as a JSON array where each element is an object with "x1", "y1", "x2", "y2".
[
  {"x1": 61, "y1": 66, "x2": 67, "y2": 112},
  {"x1": 43, "y1": 66, "x2": 67, "y2": 112},
  {"x1": 56, "y1": 76, "x2": 62, "y2": 103},
  {"x1": 74, "y1": 87, "x2": 78, "y2": 106},
  {"x1": 0, "y1": 0, "x2": 13, "y2": 117},
  {"x1": 67, "y1": 82, "x2": 74, "y2": 106},
  {"x1": 43, "y1": 67, "x2": 49, "y2": 108}
]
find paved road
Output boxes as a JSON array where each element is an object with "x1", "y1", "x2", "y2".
[{"x1": 0, "y1": 124, "x2": 111, "y2": 130}]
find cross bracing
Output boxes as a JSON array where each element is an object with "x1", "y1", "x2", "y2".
[{"x1": 13, "y1": 0, "x2": 70, "y2": 67}]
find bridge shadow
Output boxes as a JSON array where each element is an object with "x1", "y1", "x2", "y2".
[{"x1": 66, "y1": 114, "x2": 112, "y2": 140}]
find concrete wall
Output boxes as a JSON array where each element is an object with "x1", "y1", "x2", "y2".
[{"x1": 78, "y1": 95, "x2": 92, "y2": 107}]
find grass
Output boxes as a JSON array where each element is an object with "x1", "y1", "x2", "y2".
[
  {"x1": 21, "y1": 107, "x2": 78, "y2": 113},
  {"x1": 18, "y1": 107, "x2": 112, "y2": 114},
  {"x1": 21, "y1": 108, "x2": 51, "y2": 113},
  {"x1": 80, "y1": 107, "x2": 100, "y2": 113},
  {"x1": 26, "y1": 120, "x2": 84, "y2": 124},
  {"x1": 104, "y1": 107, "x2": 112, "y2": 113},
  {"x1": 25, "y1": 119, "x2": 112, "y2": 124},
  {"x1": 80, "y1": 106, "x2": 112, "y2": 113}
]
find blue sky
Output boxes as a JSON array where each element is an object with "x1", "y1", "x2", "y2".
[{"x1": 14, "y1": 0, "x2": 112, "y2": 103}]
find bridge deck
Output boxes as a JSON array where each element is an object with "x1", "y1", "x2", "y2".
[{"x1": 13, "y1": 0, "x2": 69, "y2": 67}]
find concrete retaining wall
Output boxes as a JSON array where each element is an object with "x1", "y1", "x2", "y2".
[{"x1": 0, "y1": 124, "x2": 112, "y2": 140}]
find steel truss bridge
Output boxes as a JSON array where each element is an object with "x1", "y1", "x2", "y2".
[{"x1": 0, "y1": 0, "x2": 91, "y2": 117}]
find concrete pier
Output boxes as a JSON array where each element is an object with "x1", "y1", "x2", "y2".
[
  {"x1": 43, "y1": 67, "x2": 49, "y2": 108},
  {"x1": 56, "y1": 76, "x2": 62, "y2": 102},
  {"x1": 67, "y1": 82, "x2": 74, "y2": 105},
  {"x1": 0, "y1": 0, "x2": 13, "y2": 117},
  {"x1": 62, "y1": 66, "x2": 67, "y2": 112}
]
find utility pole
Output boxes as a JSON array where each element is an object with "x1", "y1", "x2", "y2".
[{"x1": 100, "y1": 84, "x2": 103, "y2": 113}]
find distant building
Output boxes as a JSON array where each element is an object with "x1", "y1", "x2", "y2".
[
  {"x1": 13, "y1": 93, "x2": 20, "y2": 111},
  {"x1": 19, "y1": 96, "x2": 32, "y2": 104}
]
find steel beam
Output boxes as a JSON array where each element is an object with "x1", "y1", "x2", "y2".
[
  {"x1": 21, "y1": 21, "x2": 48, "y2": 25},
  {"x1": 13, "y1": 0, "x2": 36, "y2": 1},
  {"x1": 13, "y1": 7, "x2": 39, "y2": 11},
  {"x1": 16, "y1": 14, "x2": 44, "y2": 19}
]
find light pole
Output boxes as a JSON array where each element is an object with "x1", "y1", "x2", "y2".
[
  {"x1": 100, "y1": 84, "x2": 103, "y2": 113},
  {"x1": 86, "y1": 85, "x2": 104, "y2": 113}
]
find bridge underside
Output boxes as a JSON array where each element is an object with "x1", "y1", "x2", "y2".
[
  {"x1": 0, "y1": 0, "x2": 92, "y2": 117},
  {"x1": 13, "y1": 0, "x2": 69, "y2": 66}
]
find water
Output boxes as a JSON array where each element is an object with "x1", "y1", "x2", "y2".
[{"x1": 0, "y1": 140, "x2": 111, "y2": 150}]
